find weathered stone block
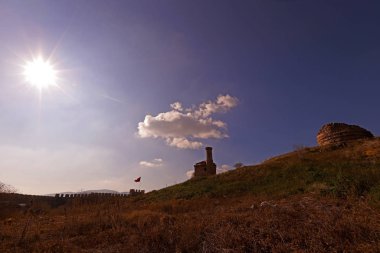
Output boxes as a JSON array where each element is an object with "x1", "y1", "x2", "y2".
[{"x1": 317, "y1": 123, "x2": 374, "y2": 146}]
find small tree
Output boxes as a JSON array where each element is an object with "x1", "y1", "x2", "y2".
[
  {"x1": 234, "y1": 162, "x2": 244, "y2": 169},
  {"x1": 0, "y1": 181, "x2": 16, "y2": 193}
]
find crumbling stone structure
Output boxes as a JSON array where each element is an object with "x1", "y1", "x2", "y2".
[
  {"x1": 129, "y1": 189, "x2": 145, "y2": 196},
  {"x1": 317, "y1": 123, "x2": 374, "y2": 146},
  {"x1": 194, "y1": 147, "x2": 217, "y2": 177},
  {"x1": 54, "y1": 192, "x2": 130, "y2": 198}
]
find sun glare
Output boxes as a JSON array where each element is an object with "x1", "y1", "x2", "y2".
[{"x1": 23, "y1": 57, "x2": 57, "y2": 89}]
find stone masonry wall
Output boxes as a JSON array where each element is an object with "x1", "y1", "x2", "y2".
[{"x1": 317, "y1": 123, "x2": 374, "y2": 146}]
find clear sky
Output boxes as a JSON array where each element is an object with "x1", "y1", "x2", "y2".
[{"x1": 1, "y1": 0, "x2": 379, "y2": 194}]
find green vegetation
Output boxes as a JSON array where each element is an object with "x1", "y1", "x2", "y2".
[{"x1": 143, "y1": 138, "x2": 380, "y2": 202}]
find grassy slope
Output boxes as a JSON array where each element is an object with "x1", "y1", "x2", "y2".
[
  {"x1": 142, "y1": 138, "x2": 380, "y2": 203},
  {"x1": 2, "y1": 138, "x2": 380, "y2": 252}
]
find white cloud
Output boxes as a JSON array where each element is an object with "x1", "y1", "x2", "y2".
[
  {"x1": 137, "y1": 94, "x2": 238, "y2": 149},
  {"x1": 170, "y1": 102, "x2": 183, "y2": 111},
  {"x1": 217, "y1": 164, "x2": 232, "y2": 174},
  {"x1": 186, "y1": 170, "x2": 194, "y2": 179},
  {"x1": 139, "y1": 158, "x2": 163, "y2": 168},
  {"x1": 194, "y1": 94, "x2": 239, "y2": 118},
  {"x1": 166, "y1": 137, "x2": 202, "y2": 149}
]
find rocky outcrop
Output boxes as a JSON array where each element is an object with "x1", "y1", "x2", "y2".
[{"x1": 317, "y1": 123, "x2": 374, "y2": 146}]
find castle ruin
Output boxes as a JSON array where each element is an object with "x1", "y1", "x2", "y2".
[
  {"x1": 194, "y1": 147, "x2": 217, "y2": 177},
  {"x1": 317, "y1": 123, "x2": 374, "y2": 146},
  {"x1": 129, "y1": 189, "x2": 145, "y2": 196}
]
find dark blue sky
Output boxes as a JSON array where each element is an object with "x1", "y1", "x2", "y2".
[{"x1": 1, "y1": 0, "x2": 379, "y2": 194}]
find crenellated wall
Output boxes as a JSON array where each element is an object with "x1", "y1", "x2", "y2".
[{"x1": 53, "y1": 193, "x2": 130, "y2": 198}]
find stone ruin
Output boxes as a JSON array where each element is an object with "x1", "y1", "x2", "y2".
[
  {"x1": 194, "y1": 147, "x2": 216, "y2": 177},
  {"x1": 129, "y1": 189, "x2": 145, "y2": 196},
  {"x1": 317, "y1": 123, "x2": 374, "y2": 146},
  {"x1": 54, "y1": 193, "x2": 129, "y2": 198}
]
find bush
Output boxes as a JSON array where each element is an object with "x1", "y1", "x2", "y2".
[{"x1": 0, "y1": 182, "x2": 16, "y2": 193}]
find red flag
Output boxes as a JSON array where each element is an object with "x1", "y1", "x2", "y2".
[{"x1": 134, "y1": 177, "x2": 141, "y2": 182}]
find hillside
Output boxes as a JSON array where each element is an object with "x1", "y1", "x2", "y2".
[
  {"x1": 1, "y1": 139, "x2": 380, "y2": 252},
  {"x1": 142, "y1": 137, "x2": 380, "y2": 203}
]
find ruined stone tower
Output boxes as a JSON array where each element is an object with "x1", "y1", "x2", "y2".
[
  {"x1": 194, "y1": 147, "x2": 217, "y2": 177},
  {"x1": 317, "y1": 123, "x2": 374, "y2": 146}
]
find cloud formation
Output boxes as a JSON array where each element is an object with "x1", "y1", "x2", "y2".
[
  {"x1": 139, "y1": 158, "x2": 163, "y2": 168},
  {"x1": 138, "y1": 94, "x2": 238, "y2": 149},
  {"x1": 186, "y1": 170, "x2": 194, "y2": 179},
  {"x1": 217, "y1": 164, "x2": 232, "y2": 174}
]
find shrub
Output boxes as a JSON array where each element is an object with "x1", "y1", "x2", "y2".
[{"x1": 0, "y1": 182, "x2": 16, "y2": 193}]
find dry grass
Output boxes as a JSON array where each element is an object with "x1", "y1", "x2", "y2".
[
  {"x1": 1, "y1": 138, "x2": 380, "y2": 252},
  {"x1": 0, "y1": 195, "x2": 379, "y2": 252}
]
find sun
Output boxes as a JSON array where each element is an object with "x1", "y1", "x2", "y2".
[{"x1": 23, "y1": 57, "x2": 57, "y2": 89}]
